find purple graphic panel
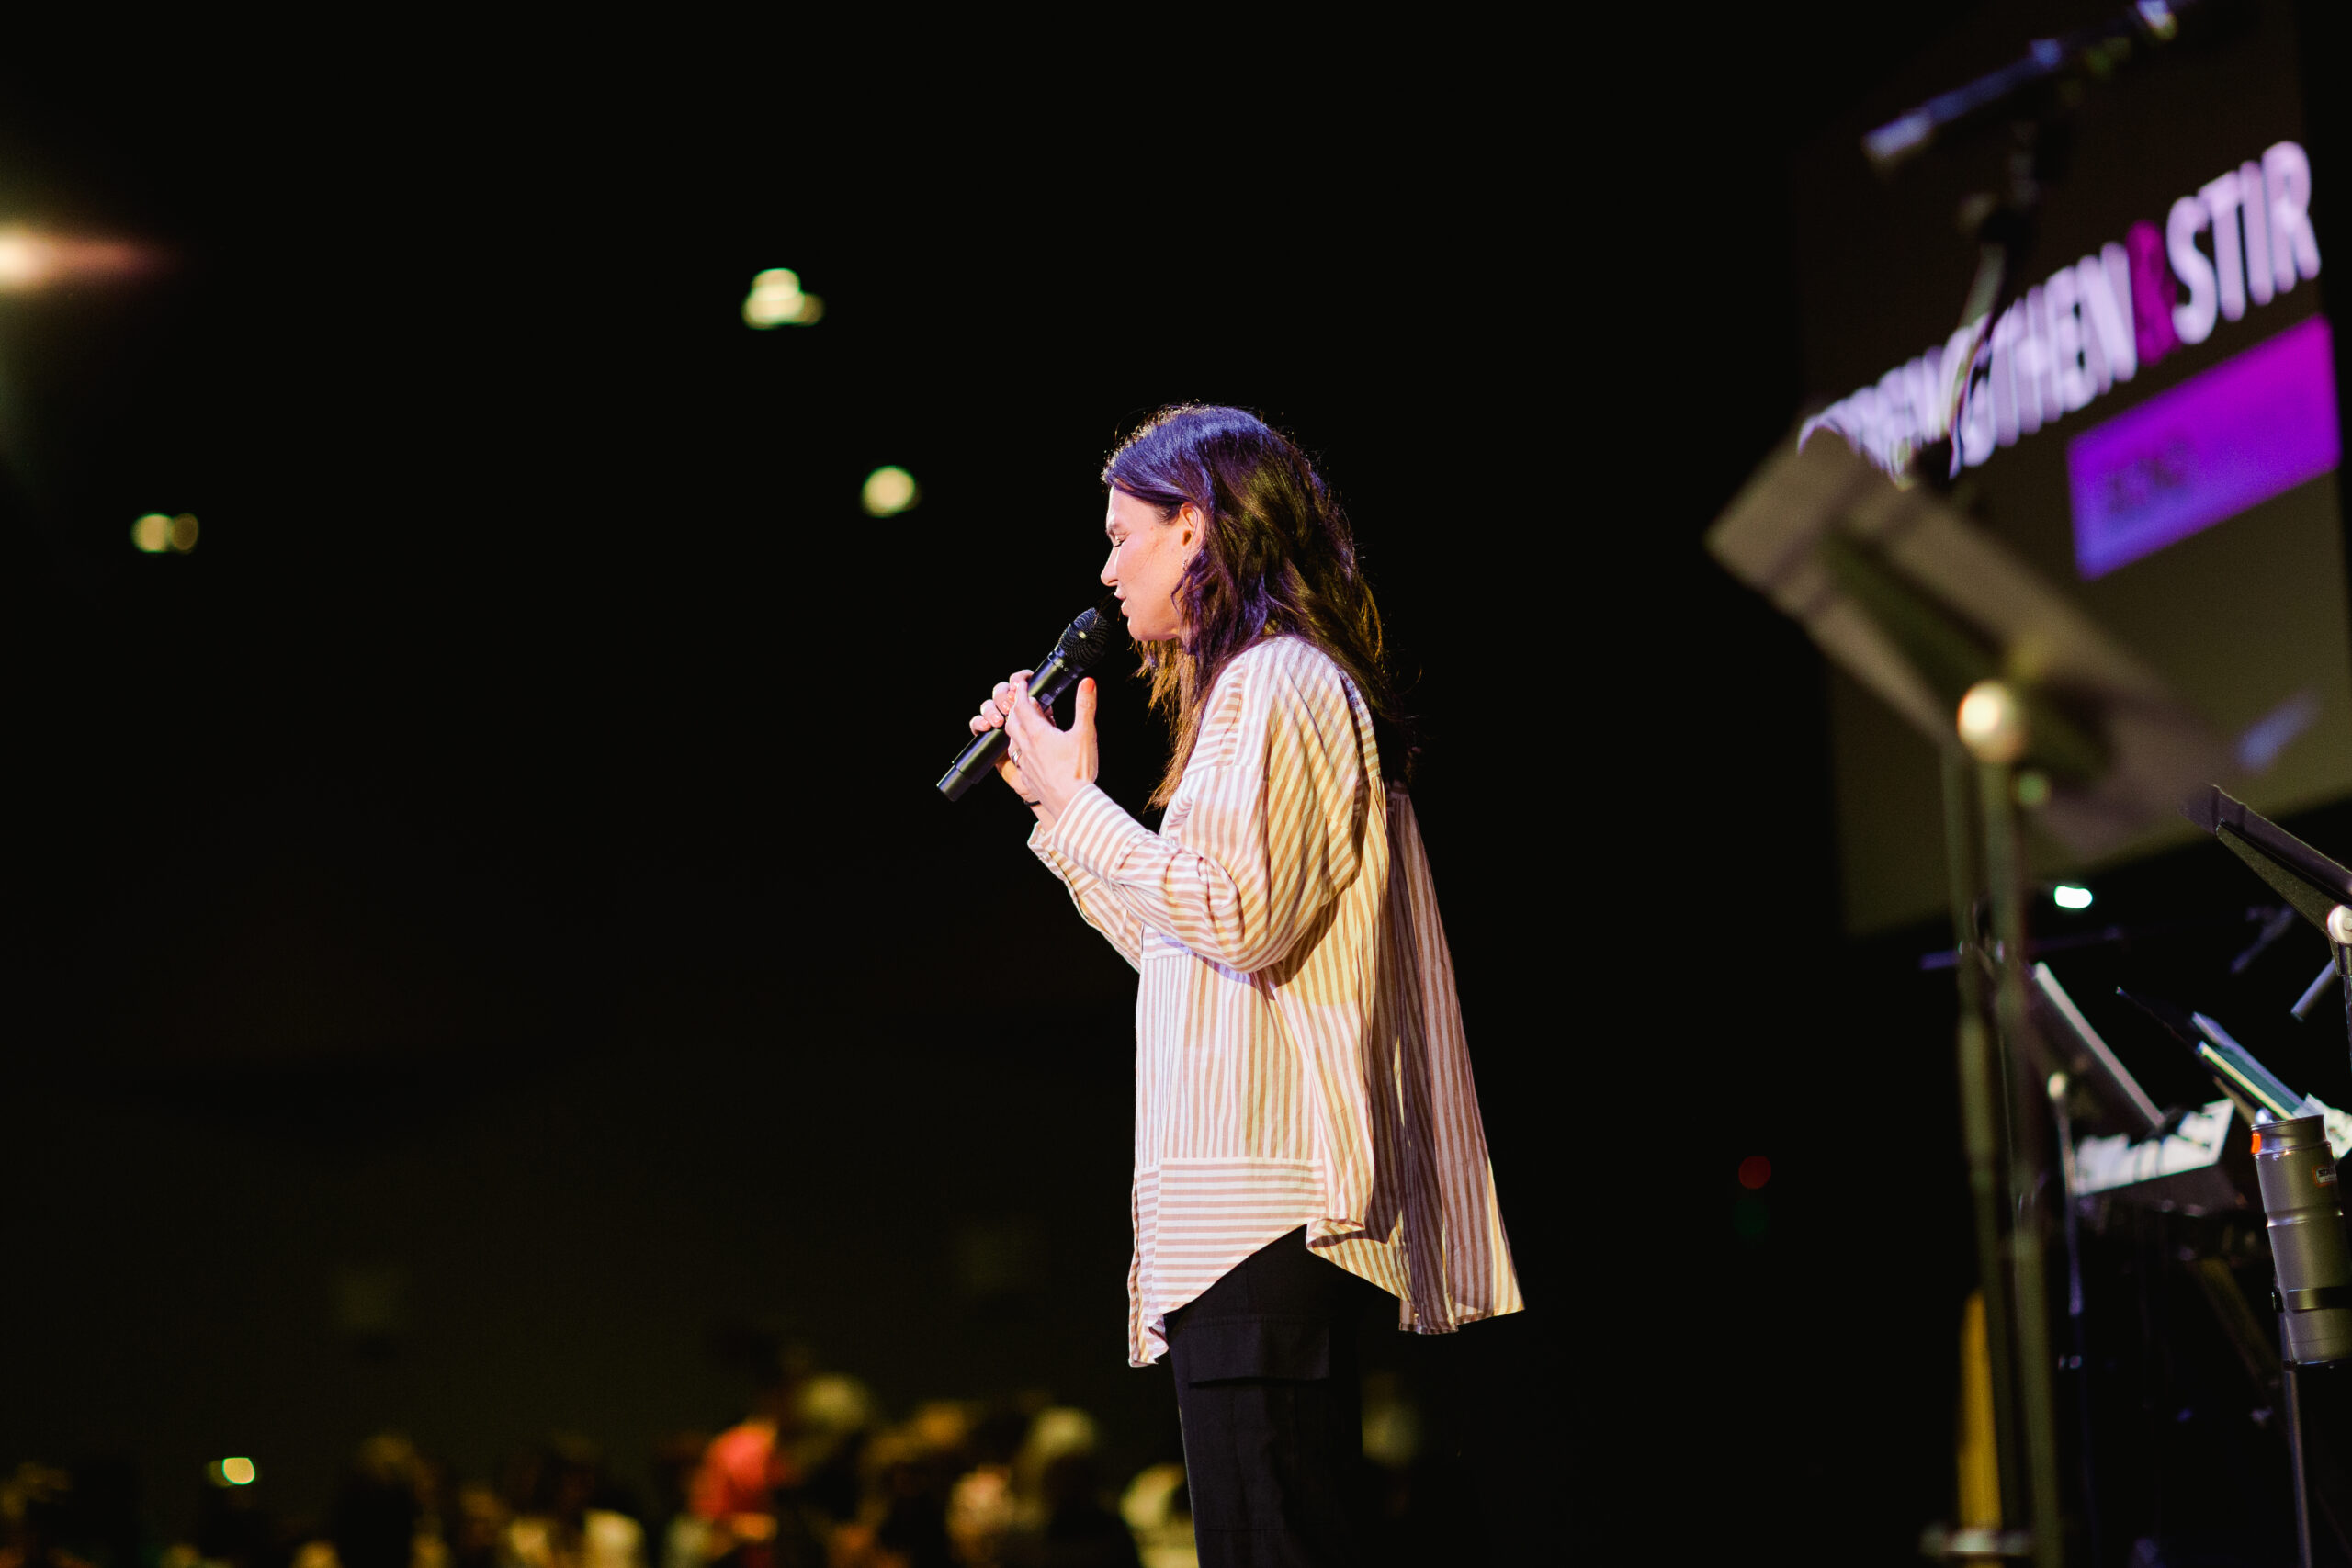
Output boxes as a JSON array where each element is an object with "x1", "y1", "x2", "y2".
[{"x1": 2067, "y1": 315, "x2": 2341, "y2": 579}]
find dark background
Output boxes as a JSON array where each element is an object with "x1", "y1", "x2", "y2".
[{"x1": 2, "y1": 9, "x2": 2339, "y2": 1563}]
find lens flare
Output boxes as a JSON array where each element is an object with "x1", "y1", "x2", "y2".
[{"x1": 0, "y1": 229, "x2": 150, "y2": 292}]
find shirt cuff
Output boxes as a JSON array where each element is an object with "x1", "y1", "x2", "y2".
[
  {"x1": 1037, "y1": 781, "x2": 1154, "y2": 884},
  {"x1": 1026, "y1": 814, "x2": 1080, "y2": 884}
]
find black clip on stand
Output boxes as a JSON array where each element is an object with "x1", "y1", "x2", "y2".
[{"x1": 2285, "y1": 908, "x2": 2352, "y2": 1047}]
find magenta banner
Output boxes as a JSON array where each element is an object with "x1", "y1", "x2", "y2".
[{"x1": 2068, "y1": 315, "x2": 2341, "y2": 579}]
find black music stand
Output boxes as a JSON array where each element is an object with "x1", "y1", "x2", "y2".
[
  {"x1": 1710, "y1": 431, "x2": 2257, "y2": 1566},
  {"x1": 2185, "y1": 787, "x2": 2352, "y2": 1075}
]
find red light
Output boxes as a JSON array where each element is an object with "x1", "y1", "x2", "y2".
[{"x1": 1737, "y1": 1156, "x2": 1771, "y2": 1190}]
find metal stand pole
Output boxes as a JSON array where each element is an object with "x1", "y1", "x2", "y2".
[
  {"x1": 2286, "y1": 1354, "x2": 2317, "y2": 1568},
  {"x1": 2328, "y1": 906, "x2": 2352, "y2": 1079},
  {"x1": 2048, "y1": 1073, "x2": 2101, "y2": 1568},
  {"x1": 1944, "y1": 745, "x2": 2027, "y2": 1527},
  {"x1": 1981, "y1": 756, "x2": 2068, "y2": 1568}
]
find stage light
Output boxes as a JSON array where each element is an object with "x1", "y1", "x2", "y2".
[
  {"x1": 1737, "y1": 1155, "x2": 1771, "y2": 1190},
  {"x1": 2053, "y1": 884, "x2": 2093, "y2": 909},
  {"x1": 131, "y1": 513, "x2": 198, "y2": 554},
  {"x1": 743, "y1": 268, "x2": 823, "y2": 328},
  {"x1": 863, "y1": 466, "x2": 919, "y2": 516}
]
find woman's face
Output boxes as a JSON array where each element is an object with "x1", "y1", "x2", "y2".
[{"x1": 1102, "y1": 489, "x2": 1200, "y2": 643}]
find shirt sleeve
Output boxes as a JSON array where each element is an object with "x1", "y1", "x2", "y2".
[
  {"x1": 1029, "y1": 823, "x2": 1145, "y2": 971},
  {"x1": 1035, "y1": 645, "x2": 1369, "y2": 975}
]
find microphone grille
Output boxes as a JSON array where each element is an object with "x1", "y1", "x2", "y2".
[{"x1": 1064, "y1": 595, "x2": 1126, "y2": 670}]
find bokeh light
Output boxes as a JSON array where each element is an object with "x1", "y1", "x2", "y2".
[
  {"x1": 743, "y1": 267, "x2": 823, "y2": 328},
  {"x1": 1956, "y1": 680, "x2": 2028, "y2": 765},
  {"x1": 1737, "y1": 1155, "x2": 1771, "y2": 1190},
  {"x1": 130, "y1": 513, "x2": 198, "y2": 554},
  {"x1": 205, "y1": 1458, "x2": 257, "y2": 1487},
  {"x1": 2053, "y1": 883, "x2": 2093, "y2": 909},
  {"x1": 863, "y1": 466, "x2": 919, "y2": 517}
]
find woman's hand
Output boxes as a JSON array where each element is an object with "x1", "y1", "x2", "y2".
[
  {"x1": 970, "y1": 670, "x2": 1043, "y2": 806},
  {"x1": 1003, "y1": 673, "x2": 1100, "y2": 819}
]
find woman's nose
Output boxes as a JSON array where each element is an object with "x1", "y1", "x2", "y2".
[{"x1": 1100, "y1": 548, "x2": 1118, "y2": 585}]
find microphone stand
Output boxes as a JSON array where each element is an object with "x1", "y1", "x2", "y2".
[
  {"x1": 1942, "y1": 749, "x2": 2030, "y2": 1546},
  {"x1": 1965, "y1": 720, "x2": 2070, "y2": 1568},
  {"x1": 2046, "y1": 1070, "x2": 2103, "y2": 1568},
  {"x1": 2286, "y1": 1352, "x2": 2318, "y2": 1568},
  {"x1": 2332, "y1": 907, "x2": 2352, "y2": 1075}
]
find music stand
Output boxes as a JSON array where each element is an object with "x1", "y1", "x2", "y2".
[
  {"x1": 1711, "y1": 432, "x2": 2237, "y2": 856},
  {"x1": 2032, "y1": 964, "x2": 2166, "y2": 1139},
  {"x1": 2184, "y1": 786, "x2": 2352, "y2": 1075},
  {"x1": 1710, "y1": 431, "x2": 2254, "y2": 1564}
]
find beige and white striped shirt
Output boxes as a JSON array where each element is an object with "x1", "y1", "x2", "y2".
[{"x1": 1029, "y1": 635, "x2": 1524, "y2": 1365}]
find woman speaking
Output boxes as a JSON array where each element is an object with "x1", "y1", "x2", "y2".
[{"x1": 970, "y1": 405, "x2": 1522, "y2": 1566}]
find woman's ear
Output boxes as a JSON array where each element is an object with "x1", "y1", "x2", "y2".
[{"x1": 1177, "y1": 502, "x2": 1206, "y2": 557}]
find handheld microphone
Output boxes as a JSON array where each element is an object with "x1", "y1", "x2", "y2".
[{"x1": 936, "y1": 595, "x2": 1125, "y2": 802}]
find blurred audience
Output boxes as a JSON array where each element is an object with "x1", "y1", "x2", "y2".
[
  {"x1": 1112, "y1": 1471, "x2": 1186, "y2": 1568},
  {"x1": 1, "y1": 1463, "x2": 94, "y2": 1568},
  {"x1": 330, "y1": 1435, "x2": 434, "y2": 1568},
  {"x1": 5, "y1": 1339, "x2": 1506, "y2": 1568},
  {"x1": 502, "y1": 1438, "x2": 644, "y2": 1568},
  {"x1": 678, "y1": 1359, "x2": 802, "y2": 1568}
]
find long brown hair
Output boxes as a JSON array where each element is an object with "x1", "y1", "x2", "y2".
[{"x1": 1101, "y1": 404, "x2": 1415, "y2": 807}]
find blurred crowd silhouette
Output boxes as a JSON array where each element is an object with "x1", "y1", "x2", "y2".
[{"x1": 0, "y1": 1341, "x2": 1486, "y2": 1568}]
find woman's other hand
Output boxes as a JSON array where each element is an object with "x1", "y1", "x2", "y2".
[
  {"x1": 1003, "y1": 674, "x2": 1100, "y2": 819},
  {"x1": 971, "y1": 671, "x2": 1042, "y2": 806}
]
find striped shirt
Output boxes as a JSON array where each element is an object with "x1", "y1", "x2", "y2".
[{"x1": 1029, "y1": 635, "x2": 1524, "y2": 1365}]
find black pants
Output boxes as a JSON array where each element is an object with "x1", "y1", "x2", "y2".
[{"x1": 1164, "y1": 1228, "x2": 1371, "y2": 1568}]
